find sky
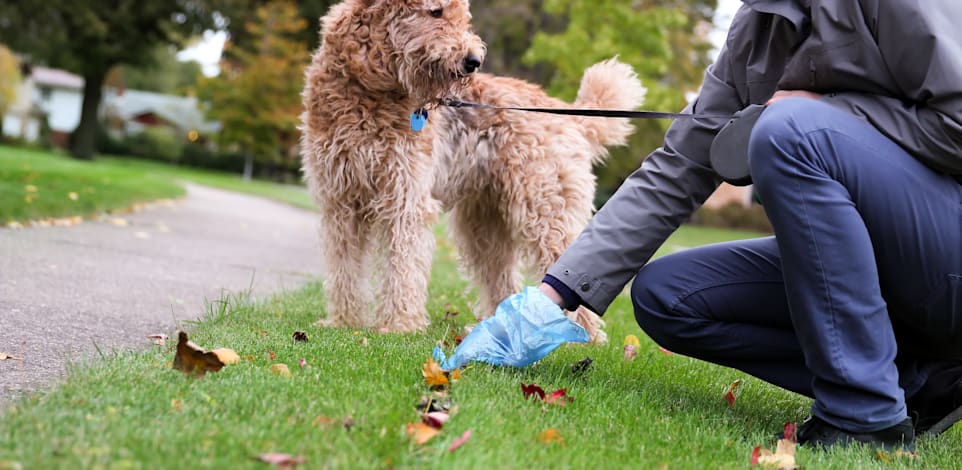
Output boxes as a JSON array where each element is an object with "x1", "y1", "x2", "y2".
[{"x1": 176, "y1": 0, "x2": 744, "y2": 77}]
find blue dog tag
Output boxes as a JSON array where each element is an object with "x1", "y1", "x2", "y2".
[{"x1": 410, "y1": 108, "x2": 428, "y2": 132}]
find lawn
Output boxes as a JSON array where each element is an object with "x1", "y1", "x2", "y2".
[
  {"x1": 0, "y1": 145, "x2": 185, "y2": 225},
  {"x1": 1, "y1": 223, "x2": 954, "y2": 469},
  {"x1": 101, "y1": 157, "x2": 315, "y2": 211},
  {"x1": 0, "y1": 145, "x2": 315, "y2": 226}
]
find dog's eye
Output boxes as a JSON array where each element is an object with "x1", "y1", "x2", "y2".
[{"x1": 429, "y1": 8, "x2": 443, "y2": 18}]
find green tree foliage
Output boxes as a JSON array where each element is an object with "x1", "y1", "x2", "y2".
[
  {"x1": 0, "y1": 44, "x2": 20, "y2": 117},
  {"x1": 218, "y1": 0, "x2": 336, "y2": 54},
  {"x1": 108, "y1": 45, "x2": 205, "y2": 96},
  {"x1": 198, "y1": 1, "x2": 309, "y2": 181},
  {"x1": 523, "y1": 0, "x2": 718, "y2": 203},
  {"x1": 0, "y1": 1, "x2": 225, "y2": 160}
]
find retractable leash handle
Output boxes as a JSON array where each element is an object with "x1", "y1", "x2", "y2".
[{"x1": 708, "y1": 104, "x2": 768, "y2": 186}]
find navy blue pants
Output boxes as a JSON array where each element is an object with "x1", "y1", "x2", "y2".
[{"x1": 632, "y1": 99, "x2": 962, "y2": 433}]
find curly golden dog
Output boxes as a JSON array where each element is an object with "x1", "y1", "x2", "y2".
[{"x1": 300, "y1": 0, "x2": 646, "y2": 342}]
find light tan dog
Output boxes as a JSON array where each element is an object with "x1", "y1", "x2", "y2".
[{"x1": 300, "y1": 0, "x2": 646, "y2": 342}]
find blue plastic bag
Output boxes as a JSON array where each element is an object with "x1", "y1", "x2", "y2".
[{"x1": 433, "y1": 286, "x2": 589, "y2": 370}]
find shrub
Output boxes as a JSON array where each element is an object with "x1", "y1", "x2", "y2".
[
  {"x1": 126, "y1": 127, "x2": 183, "y2": 163},
  {"x1": 690, "y1": 202, "x2": 773, "y2": 233}
]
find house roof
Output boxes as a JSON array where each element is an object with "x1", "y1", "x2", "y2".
[
  {"x1": 103, "y1": 88, "x2": 219, "y2": 133},
  {"x1": 31, "y1": 66, "x2": 84, "y2": 90}
]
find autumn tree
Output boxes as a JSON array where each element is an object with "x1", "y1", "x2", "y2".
[
  {"x1": 0, "y1": 44, "x2": 19, "y2": 117},
  {"x1": 108, "y1": 45, "x2": 205, "y2": 96},
  {"x1": 198, "y1": 1, "x2": 309, "y2": 181},
  {"x1": 0, "y1": 1, "x2": 226, "y2": 160},
  {"x1": 524, "y1": 0, "x2": 718, "y2": 203}
]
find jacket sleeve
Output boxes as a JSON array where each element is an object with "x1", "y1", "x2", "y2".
[
  {"x1": 544, "y1": 42, "x2": 746, "y2": 314},
  {"x1": 822, "y1": 0, "x2": 962, "y2": 176}
]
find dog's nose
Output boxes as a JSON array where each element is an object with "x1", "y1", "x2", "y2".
[{"x1": 462, "y1": 54, "x2": 482, "y2": 74}]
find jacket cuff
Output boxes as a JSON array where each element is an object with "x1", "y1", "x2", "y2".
[{"x1": 542, "y1": 274, "x2": 583, "y2": 312}]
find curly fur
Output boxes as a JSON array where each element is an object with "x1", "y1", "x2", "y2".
[{"x1": 300, "y1": 0, "x2": 646, "y2": 341}]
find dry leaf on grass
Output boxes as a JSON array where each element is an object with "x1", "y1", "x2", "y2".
[
  {"x1": 448, "y1": 429, "x2": 472, "y2": 452},
  {"x1": 522, "y1": 382, "x2": 570, "y2": 406},
  {"x1": 422, "y1": 357, "x2": 449, "y2": 387},
  {"x1": 256, "y1": 453, "x2": 306, "y2": 469},
  {"x1": 270, "y1": 364, "x2": 292, "y2": 377},
  {"x1": 538, "y1": 428, "x2": 563, "y2": 444},
  {"x1": 406, "y1": 422, "x2": 440, "y2": 445},
  {"x1": 521, "y1": 382, "x2": 546, "y2": 401},
  {"x1": 212, "y1": 348, "x2": 240, "y2": 365},
  {"x1": 751, "y1": 438, "x2": 797, "y2": 469},
  {"x1": 172, "y1": 331, "x2": 226, "y2": 377},
  {"x1": 422, "y1": 411, "x2": 450, "y2": 429},
  {"x1": 876, "y1": 449, "x2": 919, "y2": 462},
  {"x1": 146, "y1": 334, "x2": 168, "y2": 346},
  {"x1": 724, "y1": 379, "x2": 742, "y2": 408},
  {"x1": 544, "y1": 389, "x2": 571, "y2": 406}
]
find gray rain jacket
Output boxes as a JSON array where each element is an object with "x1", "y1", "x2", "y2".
[{"x1": 546, "y1": 0, "x2": 962, "y2": 314}]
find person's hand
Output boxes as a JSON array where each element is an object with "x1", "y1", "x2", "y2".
[
  {"x1": 767, "y1": 90, "x2": 823, "y2": 105},
  {"x1": 433, "y1": 286, "x2": 589, "y2": 370}
]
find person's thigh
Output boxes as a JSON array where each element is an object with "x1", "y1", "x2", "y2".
[
  {"x1": 753, "y1": 99, "x2": 962, "y2": 356},
  {"x1": 632, "y1": 236, "x2": 813, "y2": 395}
]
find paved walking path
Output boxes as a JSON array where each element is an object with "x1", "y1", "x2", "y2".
[{"x1": 0, "y1": 183, "x2": 324, "y2": 404}]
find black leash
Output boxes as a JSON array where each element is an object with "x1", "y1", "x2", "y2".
[{"x1": 440, "y1": 98, "x2": 732, "y2": 120}]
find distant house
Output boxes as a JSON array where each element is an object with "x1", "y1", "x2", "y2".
[
  {"x1": 2, "y1": 64, "x2": 216, "y2": 147},
  {"x1": 2, "y1": 65, "x2": 83, "y2": 146},
  {"x1": 101, "y1": 88, "x2": 219, "y2": 142}
]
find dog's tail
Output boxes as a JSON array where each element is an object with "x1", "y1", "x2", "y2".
[{"x1": 573, "y1": 58, "x2": 647, "y2": 155}]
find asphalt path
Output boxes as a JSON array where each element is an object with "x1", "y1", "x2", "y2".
[{"x1": 0, "y1": 183, "x2": 324, "y2": 404}]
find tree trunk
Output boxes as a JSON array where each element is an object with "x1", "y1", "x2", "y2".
[
  {"x1": 70, "y1": 66, "x2": 107, "y2": 160},
  {"x1": 243, "y1": 153, "x2": 254, "y2": 182}
]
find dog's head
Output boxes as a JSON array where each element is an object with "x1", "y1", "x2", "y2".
[{"x1": 319, "y1": 0, "x2": 486, "y2": 103}]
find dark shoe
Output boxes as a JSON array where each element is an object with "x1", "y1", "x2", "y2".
[
  {"x1": 907, "y1": 362, "x2": 962, "y2": 437},
  {"x1": 792, "y1": 416, "x2": 914, "y2": 451}
]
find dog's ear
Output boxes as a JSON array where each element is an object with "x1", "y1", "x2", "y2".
[{"x1": 318, "y1": 0, "x2": 399, "y2": 90}]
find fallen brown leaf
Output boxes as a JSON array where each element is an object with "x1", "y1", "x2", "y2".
[
  {"x1": 422, "y1": 411, "x2": 450, "y2": 429},
  {"x1": 724, "y1": 379, "x2": 742, "y2": 408},
  {"x1": 172, "y1": 331, "x2": 225, "y2": 377},
  {"x1": 146, "y1": 334, "x2": 168, "y2": 346},
  {"x1": 212, "y1": 348, "x2": 240, "y2": 365},
  {"x1": 423, "y1": 357, "x2": 449, "y2": 387},
  {"x1": 406, "y1": 422, "x2": 440, "y2": 445},
  {"x1": 538, "y1": 428, "x2": 563, "y2": 444},
  {"x1": 270, "y1": 364, "x2": 292, "y2": 377},
  {"x1": 448, "y1": 429, "x2": 472, "y2": 452},
  {"x1": 751, "y1": 438, "x2": 797, "y2": 469},
  {"x1": 256, "y1": 453, "x2": 306, "y2": 469},
  {"x1": 521, "y1": 382, "x2": 546, "y2": 401}
]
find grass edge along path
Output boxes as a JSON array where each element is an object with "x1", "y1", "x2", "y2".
[
  {"x1": 0, "y1": 145, "x2": 316, "y2": 228},
  {"x1": 2, "y1": 224, "x2": 956, "y2": 469},
  {"x1": 0, "y1": 146, "x2": 186, "y2": 226}
]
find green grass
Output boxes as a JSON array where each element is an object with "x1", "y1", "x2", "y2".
[
  {"x1": 100, "y1": 157, "x2": 315, "y2": 211},
  {"x1": 2, "y1": 225, "x2": 954, "y2": 469},
  {"x1": 0, "y1": 145, "x2": 315, "y2": 226},
  {"x1": 0, "y1": 145, "x2": 185, "y2": 224}
]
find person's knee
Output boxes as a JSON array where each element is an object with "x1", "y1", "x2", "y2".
[{"x1": 631, "y1": 259, "x2": 686, "y2": 349}]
